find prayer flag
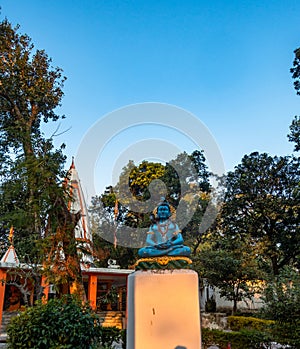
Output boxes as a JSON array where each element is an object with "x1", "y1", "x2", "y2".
[{"x1": 8, "y1": 226, "x2": 14, "y2": 245}]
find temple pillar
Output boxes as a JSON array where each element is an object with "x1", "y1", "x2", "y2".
[
  {"x1": 0, "y1": 269, "x2": 7, "y2": 334},
  {"x1": 88, "y1": 275, "x2": 97, "y2": 310}
]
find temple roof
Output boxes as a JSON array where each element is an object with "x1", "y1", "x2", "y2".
[
  {"x1": 66, "y1": 158, "x2": 93, "y2": 264},
  {"x1": 0, "y1": 245, "x2": 19, "y2": 266}
]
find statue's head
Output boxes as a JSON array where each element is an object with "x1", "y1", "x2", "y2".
[
  {"x1": 157, "y1": 203, "x2": 171, "y2": 219},
  {"x1": 155, "y1": 197, "x2": 171, "y2": 220}
]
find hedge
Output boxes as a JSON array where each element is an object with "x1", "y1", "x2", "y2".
[
  {"x1": 228, "y1": 316, "x2": 274, "y2": 332},
  {"x1": 202, "y1": 328, "x2": 273, "y2": 349}
]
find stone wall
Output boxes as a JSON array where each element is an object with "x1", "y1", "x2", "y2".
[{"x1": 201, "y1": 312, "x2": 228, "y2": 330}]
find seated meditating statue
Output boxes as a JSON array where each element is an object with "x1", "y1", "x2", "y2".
[{"x1": 138, "y1": 199, "x2": 191, "y2": 258}]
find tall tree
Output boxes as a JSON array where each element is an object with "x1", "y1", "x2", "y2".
[
  {"x1": 219, "y1": 152, "x2": 300, "y2": 276},
  {"x1": 196, "y1": 239, "x2": 261, "y2": 314},
  {"x1": 0, "y1": 19, "x2": 83, "y2": 296}
]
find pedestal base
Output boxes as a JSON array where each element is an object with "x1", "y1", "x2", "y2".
[
  {"x1": 134, "y1": 256, "x2": 192, "y2": 270},
  {"x1": 127, "y1": 269, "x2": 201, "y2": 349}
]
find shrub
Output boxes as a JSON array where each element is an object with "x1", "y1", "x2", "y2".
[
  {"x1": 98, "y1": 327, "x2": 122, "y2": 348},
  {"x1": 202, "y1": 328, "x2": 273, "y2": 349},
  {"x1": 228, "y1": 316, "x2": 274, "y2": 332},
  {"x1": 271, "y1": 320, "x2": 300, "y2": 349},
  {"x1": 6, "y1": 295, "x2": 101, "y2": 349},
  {"x1": 260, "y1": 267, "x2": 300, "y2": 348}
]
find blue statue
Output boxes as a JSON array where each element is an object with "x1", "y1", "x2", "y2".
[{"x1": 138, "y1": 199, "x2": 191, "y2": 258}]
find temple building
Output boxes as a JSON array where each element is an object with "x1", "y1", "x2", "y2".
[{"x1": 0, "y1": 160, "x2": 133, "y2": 333}]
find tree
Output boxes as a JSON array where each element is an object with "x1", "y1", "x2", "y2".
[
  {"x1": 91, "y1": 151, "x2": 212, "y2": 264},
  {"x1": 196, "y1": 241, "x2": 261, "y2": 314},
  {"x1": 89, "y1": 193, "x2": 138, "y2": 268},
  {"x1": 0, "y1": 19, "x2": 83, "y2": 296},
  {"x1": 161, "y1": 150, "x2": 213, "y2": 254},
  {"x1": 90, "y1": 161, "x2": 166, "y2": 265},
  {"x1": 0, "y1": 18, "x2": 65, "y2": 246},
  {"x1": 219, "y1": 152, "x2": 300, "y2": 276}
]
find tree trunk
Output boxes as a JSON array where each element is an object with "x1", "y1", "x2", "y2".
[
  {"x1": 232, "y1": 298, "x2": 238, "y2": 315},
  {"x1": 271, "y1": 255, "x2": 279, "y2": 276}
]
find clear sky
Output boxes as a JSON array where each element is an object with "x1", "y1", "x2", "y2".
[{"x1": 1, "y1": 0, "x2": 300, "y2": 198}]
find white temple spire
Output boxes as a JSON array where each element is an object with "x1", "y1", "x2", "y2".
[{"x1": 66, "y1": 159, "x2": 93, "y2": 266}]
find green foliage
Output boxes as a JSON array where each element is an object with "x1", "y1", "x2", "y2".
[
  {"x1": 202, "y1": 328, "x2": 273, "y2": 349},
  {"x1": 271, "y1": 321, "x2": 300, "y2": 348},
  {"x1": 91, "y1": 151, "x2": 212, "y2": 266},
  {"x1": 120, "y1": 329, "x2": 126, "y2": 349},
  {"x1": 98, "y1": 327, "x2": 122, "y2": 349},
  {"x1": 6, "y1": 296, "x2": 100, "y2": 349},
  {"x1": 89, "y1": 160, "x2": 167, "y2": 257},
  {"x1": 219, "y1": 152, "x2": 300, "y2": 276},
  {"x1": 0, "y1": 17, "x2": 66, "y2": 253},
  {"x1": 127, "y1": 161, "x2": 165, "y2": 201},
  {"x1": 205, "y1": 296, "x2": 216, "y2": 312},
  {"x1": 288, "y1": 115, "x2": 300, "y2": 152},
  {"x1": 0, "y1": 18, "x2": 84, "y2": 295},
  {"x1": 290, "y1": 47, "x2": 300, "y2": 95},
  {"x1": 228, "y1": 316, "x2": 274, "y2": 332},
  {"x1": 203, "y1": 313, "x2": 299, "y2": 348},
  {"x1": 261, "y1": 267, "x2": 300, "y2": 347},
  {"x1": 98, "y1": 286, "x2": 119, "y2": 305},
  {"x1": 262, "y1": 267, "x2": 300, "y2": 322},
  {"x1": 289, "y1": 47, "x2": 300, "y2": 151},
  {"x1": 198, "y1": 152, "x2": 300, "y2": 315},
  {"x1": 161, "y1": 150, "x2": 210, "y2": 206},
  {"x1": 196, "y1": 242, "x2": 261, "y2": 313}
]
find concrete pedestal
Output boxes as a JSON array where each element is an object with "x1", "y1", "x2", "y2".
[{"x1": 127, "y1": 269, "x2": 201, "y2": 349}]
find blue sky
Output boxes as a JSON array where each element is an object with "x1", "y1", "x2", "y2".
[{"x1": 1, "y1": 0, "x2": 300, "y2": 197}]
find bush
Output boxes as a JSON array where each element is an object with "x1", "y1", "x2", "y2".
[
  {"x1": 271, "y1": 320, "x2": 300, "y2": 349},
  {"x1": 202, "y1": 328, "x2": 273, "y2": 349},
  {"x1": 98, "y1": 327, "x2": 122, "y2": 348},
  {"x1": 260, "y1": 267, "x2": 300, "y2": 348},
  {"x1": 6, "y1": 295, "x2": 101, "y2": 349},
  {"x1": 228, "y1": 316, "x2": 274, "y2": 332}
]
